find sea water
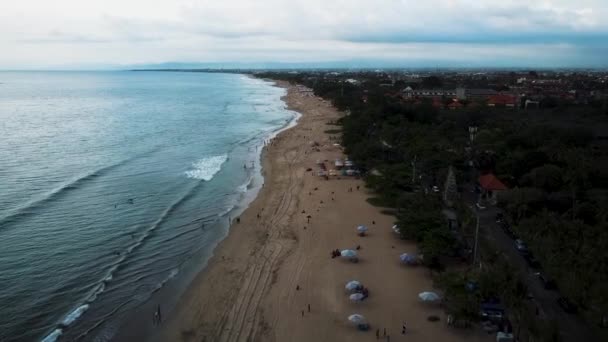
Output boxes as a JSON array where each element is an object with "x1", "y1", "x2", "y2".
[{"x1": 0, "y1": 71, "x2": 296, "y2": 341}]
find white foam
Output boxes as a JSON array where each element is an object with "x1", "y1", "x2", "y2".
[
  {"x1": 40, "y1": 328, "x2": 62, "y2": 342},
  {"x1": 185, "y1": 155, "x2": 228, "y2": 181},
  {"x1": 61, "y1": 304, "x2": 90, "y2": 326}
]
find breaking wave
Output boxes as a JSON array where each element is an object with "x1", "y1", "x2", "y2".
[{"x1": 185, "y1": 155, "x2": 228, "y2": 181}]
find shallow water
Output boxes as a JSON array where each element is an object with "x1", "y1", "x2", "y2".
[{"x1": 0, "y1": 71, "x2": 294, "y2": 341}]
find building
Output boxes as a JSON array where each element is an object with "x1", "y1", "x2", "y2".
[
  {"x1": 447, "y1": 100, "x2": 464, "y2": 110},
  {"x1": 478, "y1": 173, "x2": 508, "y2": 205},
  {"x1": 402, "y1": 87, "x2": 456, "y2": 98},
  {"x1": 487, "y1": 94, "x2": 518, "y2": 108},
  {"x1": 457, "y1": 88, "x2": 498, "y2": 100}
]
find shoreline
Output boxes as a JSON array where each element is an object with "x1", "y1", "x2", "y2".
[
  {"x1": 109, "y1": 78, "x2": 299, "y2": 342},
  {"x1": 139, "y1": 80, "x2": 492, "y2": 342}
]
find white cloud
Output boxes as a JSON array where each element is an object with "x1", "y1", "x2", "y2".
[{"x1": 0, "y1": 0, "x2": 606, "y2": 68}]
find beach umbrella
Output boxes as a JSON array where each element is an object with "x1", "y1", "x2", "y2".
[
  {"x1": 400, "y1": 253, "x2": 418, "y2": 265},
  {"x1": 341, "y1": 249, "x2": 358, "y2": 259},
  {"x1": 345, "y1": 280, "x2": 362, "y2": 291},
  {"x1": 392, "y1": 225, "x2": 400, "y2": 234},
  {"x1": 419, "y1": 291, "x2": 440, "y2": 302},
  {"x1": 349, "y1": 293, "x2": 365, "y2": 302},
  {"x1": 348, "y1": 314, "x2": 366, "y2": 324},
  {"x1": 357, "y1": 225, "x2": 368, "y2": 233}
]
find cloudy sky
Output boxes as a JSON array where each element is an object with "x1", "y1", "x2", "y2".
[{"x1": 1, "y1": 0, "x2": 607, "y2": 69}]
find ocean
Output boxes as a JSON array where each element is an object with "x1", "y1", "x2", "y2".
[{"x1": 0, "y1": 71, "x2": 296, "y2": 341}]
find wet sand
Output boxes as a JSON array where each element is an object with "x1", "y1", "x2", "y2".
[{"x1": 152, "y1": 81, "x2": 492, "y2": 342}]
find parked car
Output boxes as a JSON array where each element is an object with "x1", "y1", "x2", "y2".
[
  {"x1": 523, "y1": 253, "x2": 542, "y2": 269},
  {"x1": 536, "y1": 273, "x2": 557, "y2": 290},
  {"x1": 515, "y1": 239, "x2": 528, "y2": 254},
  {"x1": 557, "y1": 297, "x2": 578, "y2": 314},
  {"x1": 480, "y1": 302, "x2": 505, "y2": 322},
  {"x1": 501, "y1": 222, "x2": 517, "y2": 239}
]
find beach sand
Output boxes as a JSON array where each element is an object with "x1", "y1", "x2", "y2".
[{"x1": 153, "y1": 81, "x2": 492, "y2": 342}]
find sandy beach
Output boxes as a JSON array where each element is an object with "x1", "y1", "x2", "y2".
[{"x1": 153, "y1": 81, "x2": 492, "y2": 342}]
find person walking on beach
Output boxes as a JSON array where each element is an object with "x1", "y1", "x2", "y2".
[
  {"x1": 157, "y1": 305, "x2": 162, "y2": 324},
  {"x1": 402, "y1": 321, "x2": 406, "y2": 334},
  {"x1": 307, "y1": 304, "x2": 310, "y2": 312},
  {"x1": 375, "y1": 329, "x2": 379, "y2": 339}
]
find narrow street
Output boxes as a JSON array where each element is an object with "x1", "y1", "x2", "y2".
[{"x1": 462, "y1": 189, "x2": 599, "y2": 342}]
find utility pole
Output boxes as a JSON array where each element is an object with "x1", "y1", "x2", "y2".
[
  {"x1": 411, "y1": 155, "x2": 417, "y2": 184},
  {"x1": 473, "y1": 209, "x2": 480, "y2": 266}
]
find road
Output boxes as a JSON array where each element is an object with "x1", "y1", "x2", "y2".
[{"x1": 464, "y1": 190, "x2": 600, "y2": 342}]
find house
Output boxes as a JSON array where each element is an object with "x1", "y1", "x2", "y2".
[
  {"x1": 403, "y1": 86, "x2": 414, "y2": 98},
  {"x1": 487, "y1": 95, "x2": 518, "y2": 108},
  {"x1": 432, "y1": 97, "x2": 444, "y2": 109},
  {"x1": 478, "y1": 173, "x2": 507, "y2": 205},
  {"x1": 448, "y1": 99, "x2": 464, "y2": 110},
  {"x1": 402, "y1": 88, "x2": 457, "y2": 98},
  {"x1": 457, "y1": 88, "x2": 498, "y2": 100}
]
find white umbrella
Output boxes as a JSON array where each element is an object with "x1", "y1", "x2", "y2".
[
  {"x1": 349, "y1": 293, "x2": 365, "y2": 302},
  {"x1": 357, "y1": 225, "x2": 368, "y2": 233},
  {"x1": 392, "y1": 225, "x2": 400, "y2": 234},
  {"x1": 345, "y1": 280, "x2": 362, "y2": 291},
  {"x1": 400, "y1": 253, "x2": 418, "y2": 265},
  {"x1": 419, "y1": 291, "x2": 440, "y2": 302},
  {"x1": 341, "y1": 250, "x2": 358, "y2": 259},
  {"x1": 348, "y1": 314, "x2": 366, "y2": 324}
]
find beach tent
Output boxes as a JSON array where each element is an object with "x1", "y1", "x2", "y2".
[
  {"x1": 357, "y1": 225, "x2": 368, "y2": 236},
  {"x1": 345, "y1": 280, "x2": 362, "y2": 291},
  {"x1": 400, "y1": 253, "x2": 418, "y2": 265},
  {"x1": 349, "y1": 293, "x2": 365, "y2": 302},
  {"x1": 348, "y1": 314, "x2": 366, "y2": 324},
  {"x1": 341, "y1": 250, "x2": 358, "y2": 259},
  {"x1": 419, "y1": 291, "x2": 440, "y2": 302}
]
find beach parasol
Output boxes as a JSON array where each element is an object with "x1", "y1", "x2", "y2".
[
  {"x1": 400, "y1": 253, "x2": 418, "y2": 265},
  {"x1": 341, "y1": 249, "x2": 358, "y2": 259},
  {"x1": 348, "y1": 314, "x2": 366, "y2": 324},
  {"x1": 418, "y1": 291, "x2": 440, "y2": 302},
  {"x1": 345, "y1": 280, "x2": 362, "y2": 291},
  {"x1": 349, "y1": 293, "x2": 365, "y2": 302},
  {"x1": 357, "y1": 225, "x2": 368, "y2": 233},
  {"x1": 392, "y1": 225, "x2": 400, "y2": 234}
]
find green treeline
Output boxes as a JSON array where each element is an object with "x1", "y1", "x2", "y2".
[{"x1": 258, "y1": 72, "x2": 608, "y2": 335}]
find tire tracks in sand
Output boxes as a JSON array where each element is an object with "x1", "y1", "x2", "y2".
[{"x1": 212, "y1": 133, "x2": 308, "y2": 342}]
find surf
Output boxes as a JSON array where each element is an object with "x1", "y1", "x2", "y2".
[{"x1": 184, "y1": 154, "x2": 228, "y2": 181}]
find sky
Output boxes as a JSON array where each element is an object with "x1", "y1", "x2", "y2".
[{"x1": 1, "y1": 0, "x2": 607, "y2": 69}]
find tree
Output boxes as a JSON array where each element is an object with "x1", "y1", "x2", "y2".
[
  {"x1": 520, "y1": 164, "x2": 564, "y2": 192},
  {"x1": 422, "y1": 75, "x2": 443, "y2": 88}
]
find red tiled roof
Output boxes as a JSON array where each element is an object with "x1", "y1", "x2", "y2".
[
  {"x1": 488, "y1": 94, "x2": 517, "y2": 105},
  {"x1": 479, "y1": 173, "x2": 508, "y2": 191},
  {"x1": 432, "y1": 97, "x2": 443, "y2": 108},
  {"x1": 448, "y1": 100, "x2": 463, "y2": 108}
]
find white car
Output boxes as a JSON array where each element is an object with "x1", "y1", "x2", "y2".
[{"x1": 515, "y1": 239, "x2": 528, "y2": 253}]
